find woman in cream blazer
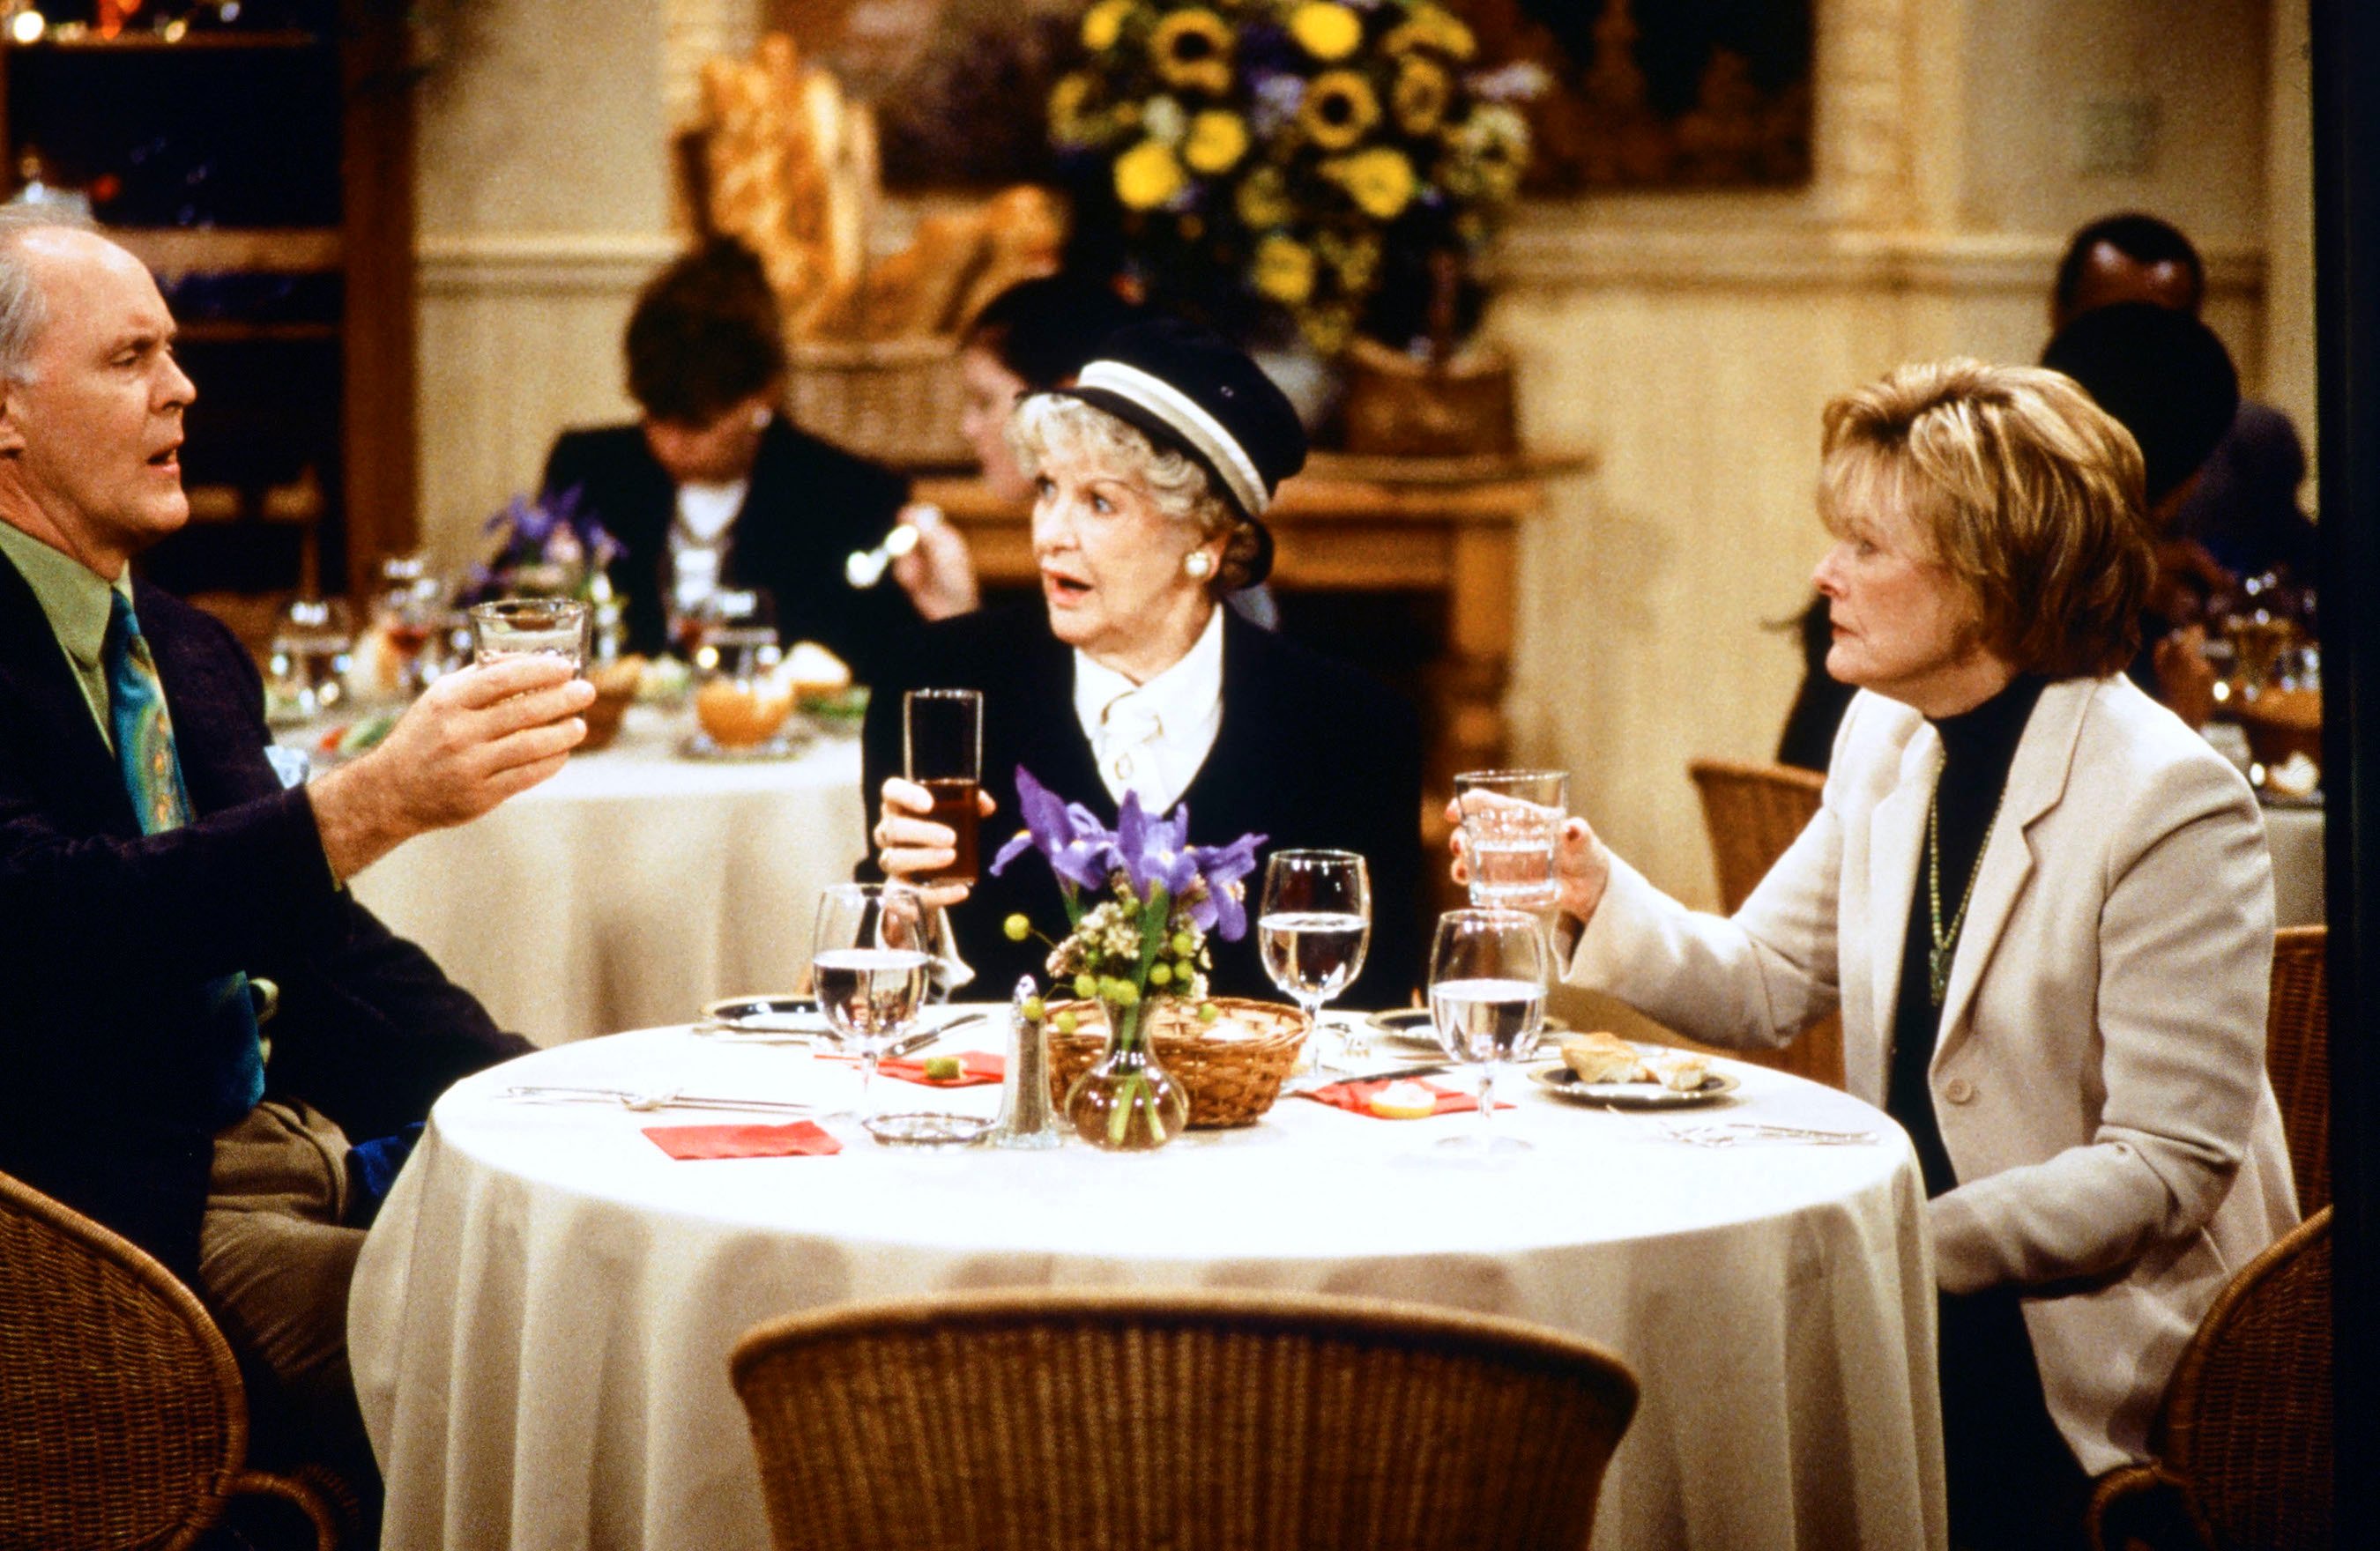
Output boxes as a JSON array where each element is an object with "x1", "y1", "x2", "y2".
[{"x1": 1492, "y1": 361, "x2": 2297, "y2": 1547}]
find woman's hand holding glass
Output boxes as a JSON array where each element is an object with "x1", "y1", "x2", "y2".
[
  {"x1": 1444, "y1": 796, "x2": 1614, "y2": 943},
  {"x1": 874, "y1": 777, "x2": 1000, "y2": 910}
]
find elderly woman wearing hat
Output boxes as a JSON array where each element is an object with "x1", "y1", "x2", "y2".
[
  {"x1": 1464, "y1": 359, "x2": 2296, "y2": 1547},
  {"x1": 862, "y1": 319, "x2": 1424, "y2": 1004}
]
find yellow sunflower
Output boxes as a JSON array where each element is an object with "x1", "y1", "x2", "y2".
[
  {"x1": 1183, "y1": 108, "x2": 1251, "y2": 174},
  {"x1": 1235, "y1": 165, "x2": 1294, "y2": 227},
  {"x1": 1253, "y1": 234, "x2": 1318, "y2": 305},
  {"x1": 1048, "y1": 71, "x2": 1103, "y2": 147},
  {"x1": 1391, "y1": 56, "x2": 1451, "y2": 136},
  {"x1": 1081, "y1": 0, "x2": 1136, "y2": 53},
  {"x1": 1325, "y1": 145, "x2": 1417, "y2": 220},
  {"x1": 1316, "y1": 228, "x2": 1381, "y2": 291},
  {"x1": 1384, "y1": 4, "x2": 1476, "y2": 62},
  {"x1": 1114, "y1": 139, "x2": 1188, "y2": 210},
  {"x1": 1288, "y1": 3, "x2": 1363, "y2": 62},
  {"x1": 1150, "y1": 8, "x2": 1235, "y2": 96},
  {"x1": 1298, "y1": 69, "x2": 1380, "y2": 152}
]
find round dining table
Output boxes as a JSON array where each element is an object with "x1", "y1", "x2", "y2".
[
  {"x1": 350, "y1": 1023, "x2": 1946, "y2": 1551},
  {"x1": 345, "y1": 706, "x2": 867, "y2": 1045}
]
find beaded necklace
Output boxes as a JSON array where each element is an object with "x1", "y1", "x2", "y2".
[{"x1": 1926, "y1": 782, "x2": 2004, "y2": 1006}]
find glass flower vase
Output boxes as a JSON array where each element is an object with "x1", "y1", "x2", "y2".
[{"x1": 1062, "y1": 994, "x2": 1190, "y2": 1152}]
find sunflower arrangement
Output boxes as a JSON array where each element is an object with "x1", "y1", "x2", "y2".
[{"x1": 1052, "y1": 1, "x2": 1536, "y2": 356}]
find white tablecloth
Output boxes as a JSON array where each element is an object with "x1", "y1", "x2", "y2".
[
  {"x1": 347, "y1": 708, "x2": 866, "y2": 1044},
  {"x1": 351, "y1": 1026, "x2": 1946, "y2": 1551}
]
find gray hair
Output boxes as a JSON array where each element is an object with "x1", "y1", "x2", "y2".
[
  {"x1": 0, "y1": 203, "x2": 96, "y2": 384},
  {"x1": 1008, "y1": 393, "x2": 1264, "y2": 592}
]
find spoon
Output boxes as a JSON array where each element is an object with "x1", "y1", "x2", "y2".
[{"x1": 844, "y1": 505, "x2": 940, "y2": 589}]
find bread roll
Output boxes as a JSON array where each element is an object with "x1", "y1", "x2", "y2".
[{"x1": 1561, "y1": 1033, "x2": 1647, "y2": 1085}]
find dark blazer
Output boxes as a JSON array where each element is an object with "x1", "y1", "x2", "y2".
[
  {"x1": 0, "y1": 558, "x2": 527, "y2": 1282},
  {"x1": 862, "y1": 605, "x2": 1425, "y2": 1008},
  {"x1": 542, "y1": 420, "x2": 919, "y2": 683}
]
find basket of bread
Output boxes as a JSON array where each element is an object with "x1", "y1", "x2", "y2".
[
  {"x1": 1043, "y1": 997, "x2": 1306, "y2": 1130},
  {"x1": 683, "y1": 35, "x2": 1064, "y2": 466}
]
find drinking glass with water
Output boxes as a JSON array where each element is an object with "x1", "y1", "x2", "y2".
[
  {"x1": 1258, "y1": 850, "x2": 1372, "y2": 1075},
  {"x1": 811, "y1": 883, "x2": 943, "y2": 1126},
  {"x1": 1427, "y1": 908, "x2": 1551, "y2": 1155},
  {"x1": 1454, "y1": 769, "x2": 1568, "y2": 910}
]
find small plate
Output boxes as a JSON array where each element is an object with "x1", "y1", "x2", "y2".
[
  {"x1": 1368, "y1": 1007, "x2": 1571, "y2": 1054},
  {"x1": 698, "y1": 994, "x2": 829, "y2": 1040},
  {"x1": 1528, "y1": 1063, "x2": 1740, "y2": 1109},
  {"x1": 680, "y1": 730, "x2": 808, "y2": 762},
  {"x1": 864, "y1": 1111, "x2": 993, "y2": 1147}
]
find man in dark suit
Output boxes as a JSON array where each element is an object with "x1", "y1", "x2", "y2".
[
  {"x1": 0, "y1": 213, "x2": 593, "y2": 1463},
  {"x1": 541, "y1": 239, "x2": 978, "y2": 684}
]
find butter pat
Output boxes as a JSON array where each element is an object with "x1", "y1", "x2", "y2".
[{"x1": 1368, "y1": 1080, "x2": 1439, "y2": 1119}]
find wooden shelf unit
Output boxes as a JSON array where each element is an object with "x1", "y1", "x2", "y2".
[{"x1": 0, "y1": 7, "x2": 415, "y2": 605}]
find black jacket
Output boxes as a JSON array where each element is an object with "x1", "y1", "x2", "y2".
[
  {"x1": 541, "y1": 420, "x2": 920, "y2": 683},
  {"x1": 861, "y1": 605, "x2": 1426, "y2": 1008},
  {"x1": 0, "y1": 558, "x2": 527, "y2": 1281}
]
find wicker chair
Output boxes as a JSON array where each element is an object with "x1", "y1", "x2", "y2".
[
  {"x1": 731, "y1": 1289, "x2": 1640, "y2": 1551},
  {"x1": 1685, "y1": 757, "x2": 1844, "y2": 1088},
  {"x1": 2265, "y1": 925, "x2": 2328, "y2": 1215},
  {"x1": 0, "y1": 1169, "x2": 352, "y2": 1551},
  {"x1": 2086, "y1": 1206, "x2": 2333, "y2": 1551}
]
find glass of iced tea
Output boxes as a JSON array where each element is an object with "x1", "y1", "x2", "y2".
[{"x1": 904, "y1": 688, "x2": 983, "y2": 886}]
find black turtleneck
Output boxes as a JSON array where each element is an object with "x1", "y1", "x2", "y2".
[{"x1": 1885, "y1": 673, "x2": 2047, "y2": 1199}]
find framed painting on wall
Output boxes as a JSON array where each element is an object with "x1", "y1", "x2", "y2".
[{"x1": 1465, "y1": 0, "x2": 1814, "y2": 190}]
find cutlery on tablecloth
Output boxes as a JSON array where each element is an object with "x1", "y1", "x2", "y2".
[
  {"x1": 1283, "y1": 1060, "x2": 1451, "y2": 1093},
  {"x1": 810, "y1": 1015, "x2": 985, "y2": 1065},
  {"x1": 501, "y1": 1086, "x2": 815, "y2": 1115},
  {"x1": 1655, "y1": 1119, "x2": 1877, "y2": 1147}
]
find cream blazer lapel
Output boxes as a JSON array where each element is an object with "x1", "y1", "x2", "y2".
[
  {"x1": 1862, "y1": 729, "x2": 1937, "y2": 1061},
  {"x1": 1930, "y1": 679, "x2": 2091, "y2": 1064}
]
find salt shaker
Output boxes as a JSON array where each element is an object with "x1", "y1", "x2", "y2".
[{"x1": 982, "y1": 976, "x2": 1064, "y2": 1149}]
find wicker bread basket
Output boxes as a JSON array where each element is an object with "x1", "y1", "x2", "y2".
[
  {"x1": 786, "y1": 336, "x2": 971, "y2": 467},
  {"x1": 1045, "y1": 997, "x2": 1307, "y2": 1129}
]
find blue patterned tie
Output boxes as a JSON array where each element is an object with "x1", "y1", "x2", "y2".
[{"x1": 106, "y1": 590, "x2": 264, "y2": 1123}]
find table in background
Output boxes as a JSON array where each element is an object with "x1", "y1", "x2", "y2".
[
  {"x1": 351, "y1": 1026, "x2": 1945, "y2": 1551},
  {"x1": 346, "y1": 707, "x2": 865, "y2": 1045}
]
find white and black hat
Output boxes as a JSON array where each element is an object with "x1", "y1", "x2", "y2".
[{"x1": 1054, "y1": 319, "x2": 1307, "y2": 581}]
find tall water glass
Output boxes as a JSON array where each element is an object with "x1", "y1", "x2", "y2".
[
  {"x1": 811, "y1": 883, "x2": 941, "y2": 1125},
  {"x1": 1427, "y1": 908, "x2": 1551, "y2": 1155},
  {"x1": 1258, "y1": 850, "x2": 1372, "y2": 1074},
  {"x1": 1454, "y1": 769, "x2": 1568, "y2": 909}
]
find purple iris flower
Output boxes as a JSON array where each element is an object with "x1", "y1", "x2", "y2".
[
  {"x1": 1185, "y1": 832, "x2": 1266, "y2": 939},
  {"x1": 992, "y1": 767, "x2": 1121, "y2": 891},
  {"x1": 1115, "y1": 790, "x2": 1201, "y2": 902}
]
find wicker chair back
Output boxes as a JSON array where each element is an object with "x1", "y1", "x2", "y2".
[
  {"x1": 1685, "y1": 758, "x2": 1843, "y2": 1088},
  {"x1": 732, "y1": 1288, "x2": 1639, "y2": 1551},
  {"x1": 2266, "y1": 925, "x2": 2329, "y2": 1214}
]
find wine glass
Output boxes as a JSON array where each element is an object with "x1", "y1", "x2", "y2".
[
  {"x1": 1259, "y1": 850, "x2": 1372, "y2": 1077},
  {"x1": 811, "y1": 883, "x2": 941, "y2": 1125},
  {"x1": 1427, "y1": 909, "x2": 1551, "y2": 1155}
]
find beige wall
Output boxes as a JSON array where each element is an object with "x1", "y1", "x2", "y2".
[
  {"x1": 1480, "y1": 0, "x2": 2289, "y2": 906},
  {"x1": 411, "y1": 0, "x2": 2309, "y2": 903}
]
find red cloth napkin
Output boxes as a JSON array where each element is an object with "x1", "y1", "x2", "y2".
[
  {"x1": 1296, "y1": 1079, "x2": 1511, "y2": 1117},
  {"x1": 641, "y1": 1121, "x2": 842, "y2": 1159},
  {"x1": 877, "y1": 1051, "x2": 1005, "y2": 1087}
]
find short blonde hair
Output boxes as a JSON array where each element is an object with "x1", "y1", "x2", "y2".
[
  {"x1": 1008, "y1": 393, "x2": 1262, "y2": 593},
  {"x1": 1818, "y1": 359, "x2": 2154, "y2": 678}
]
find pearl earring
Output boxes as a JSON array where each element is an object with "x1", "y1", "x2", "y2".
[
  {"x1": 749, "y1": 405, "x2": 774, "y2": 431},
  {"x1": 1183, "y1": 551, "x2": 1214, "y2": 580}
]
